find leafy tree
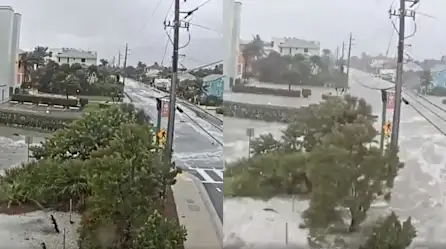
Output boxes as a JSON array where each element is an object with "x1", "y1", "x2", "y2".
[
  {"x1": 225, "y1": 94, "x2": 408, "y2": 244},
  {"x1": 99, "y1": 59, "x2": 109, "y2": 67},
  {"x1": 30, "y1": 104, "x2": 140, "y2": 161},
  {"x1": 360, "y1": 212, "x2": 416, "y2": 249}
]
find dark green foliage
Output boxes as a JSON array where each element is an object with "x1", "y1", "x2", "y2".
[
  {"x1": 11, "y1": 94, "x2": 89, "y2": 107},
  {"x1": 0, "y1": 110, "x2": 73, "y2": 131},
  {"x1": 360, "y1": 212, "x2": 416, "y2": 249},
  {"x1": 0, "y1": 103, "x2": 186, "y2": 249},
  {"x1": 232, "y1": 84, "x2": 302, "y2": 97}
]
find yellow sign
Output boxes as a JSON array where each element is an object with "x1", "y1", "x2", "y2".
[
  {"x1": 157, "y1": 129, "x2": 167, "y2": 147},
  {"x1": 157, "y1": 129, "x2": 166, "y2": 139},
  {"x1": 384, "y1": 121, "x2": 391, "y2": 137}
]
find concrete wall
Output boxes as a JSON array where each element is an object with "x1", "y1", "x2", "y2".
[
  {"x1": 10, "y1": 13, "x2": 21, "y2": 91},
  {"x1": 0, "y1": 6, "x2": 14, "y2": 103}
]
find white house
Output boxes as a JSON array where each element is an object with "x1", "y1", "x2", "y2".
[
  {"x1": 271, "y1": 37, "x2": 320, "y2": 57},
  {"x1": 47, "y1": 48, "x2": 97, "y2": 66}
]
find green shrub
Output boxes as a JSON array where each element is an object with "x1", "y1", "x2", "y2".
[
  {"x1": 11, "y1": 94, "x2": 89, "y2": 107},
  {"x1": 0, "y1": 110, "x2": 73, "y2": 131},
  {"x1": 232, "y1": 84, "x2": 302, "y2": 97}
]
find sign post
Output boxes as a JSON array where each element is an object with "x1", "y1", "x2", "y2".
[
  {"x1": 246, "y1": 128, "x2": 254, "y2": 158},
  {"x1": 25, "y1": 136, "x2": 33, "y2": 162}
]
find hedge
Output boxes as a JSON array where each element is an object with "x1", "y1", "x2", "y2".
[
  {"x1": 0, "y1": 110, "x2": 76, "y2": 131},
  {"x1": 232, "y1": 84, "x2": 302, "y2": 97},
  {"x1": 11, "y1": 94, "x2": 89, "y2": 108},
  {"x1": 222, "y1": 100, "x2": 315, "y2": 123}
]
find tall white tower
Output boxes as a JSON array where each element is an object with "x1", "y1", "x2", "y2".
[
  {"x1": 10, "y1": 13, "x2": 21, "y2": 93},
  {"x1": 0, "y1": 6, "x2": 14, "y2": 103},
  {"x1": 223, "y1": 0, "x2": 234, "y2": 92},
  {"x1": 231, "y1": 2, "x2": 242, "y2": 81}
]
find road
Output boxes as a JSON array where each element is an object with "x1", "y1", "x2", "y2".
[
  {"x1": 224, "y1": 69, "x2": 446, "y2": 248},
  {"x1": 124, "y1": 78, "x2": 224, "y2": 222}
]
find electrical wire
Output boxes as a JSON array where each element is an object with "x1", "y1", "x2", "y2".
[
  {"x1": 138, "y1": 0, "x2": 164, "y2": 34},
  {"x1": 177, "y1": 107, "x2": 223, "y2": 146},
  {"x1": 411, "y1": 91, "x2": 446, "y2": 114},
  {"x1": 188, "y1": 22, "x2": 222, "y2": 35},
  {"x1": 404, "y1": 92, "x2": 446, "y2": 124},
  {"x1": 355, "y1": 78, "x2": 446, "y2": 136},
  {"x1": 402, "y1": 95, "x2": 446, "y2": 136}
]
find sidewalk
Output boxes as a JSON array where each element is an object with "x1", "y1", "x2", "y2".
[{"x1": 173, "y1": 172, "x2": 222, "y2": 249}]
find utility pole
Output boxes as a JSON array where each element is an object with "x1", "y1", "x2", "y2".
[
  {"x1": 164, "y1": 0, "x2": 189, "y2": 163},
  {"x1": 122, "y1": 43, "x2": 129, "y2": 85},
  {"x1": 335, "y1": 46, "x2": 339, "y2": 61},
  {"x1": 389, "y1": 0, "x2": 417, "y2": 147},
  {"x1": 111, "y1": 56, "x2": 116, "y2": 68},
  {"x1": 346, "y1": 32, "x2": 354, "y2": 86},
  {"x1": 117, "y1": 51, "x2": 121, "y2": 68},
  {"x1": 340, "y1": 42, "x2": 345, "y2": 74}
]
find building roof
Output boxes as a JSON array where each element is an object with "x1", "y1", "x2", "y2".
[
  {"x1": 431, "y1": 64, "x2": 446, "y2": 73},
  {"x1": 276, "y1": 38, "x2": 320, "y2": 49},
  {"x1": 203, "y1": 74, "x2": 223, "y2": 82},
  {"x1": 403, "y1": 61, "x2": 423, "y2": 72},
  {"x1": 55, "y1": 48, "x2": 97, "y2": 59}
]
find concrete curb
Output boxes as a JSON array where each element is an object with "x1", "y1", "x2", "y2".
[{"x1": 184, "y1": 172, "x2": 223, "y2": 248}]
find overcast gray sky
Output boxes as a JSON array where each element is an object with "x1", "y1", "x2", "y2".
[
  {"x1": 2, "y1": 0, "x2": 442, "y2": 66},
  {"x1": 239, "y1": 0, "x2": 444, "y2": 60},
  {"x1": 1, "y1": 0, "x2": 222, "y2": 67}
]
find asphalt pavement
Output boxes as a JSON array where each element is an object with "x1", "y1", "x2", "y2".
[{"x1": 123, "y1": 78, "x2": 224, "y2": 221}]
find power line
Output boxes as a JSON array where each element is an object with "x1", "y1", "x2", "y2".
[
  {"x1": 404, "y1": 92, "x2": 446, "y2": 124},
  {"x1": 402, "y1": 95, "x2": 446, "y2": 136},
  {"x1": 411, "y1": 91, "x2": 446, "y2": 114},
  {"x1": 182, "y1": 0, "x2": 214, "y2": 19}
]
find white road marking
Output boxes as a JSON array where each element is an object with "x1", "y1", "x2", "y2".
[{"x1": 216, "y1": 187, "x2": 222, "y2": 192}]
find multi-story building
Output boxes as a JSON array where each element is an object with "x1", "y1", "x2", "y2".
[
  {"x1": 47, "y1": 48, "x2": 97, "y2": 66},
  {"x1": 0, "y1": 6, "x2": 21, "y2": 103},
  {"x1": 271, "y1": 37, "x2": 320, "y2": 57}
]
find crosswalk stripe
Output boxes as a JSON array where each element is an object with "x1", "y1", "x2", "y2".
[
  {"x1": 215, "y1": 170, "x2": 223, "y2": 180},
  {"x1": 195, "y1": 168, "x2": 216, "y2": 183}
]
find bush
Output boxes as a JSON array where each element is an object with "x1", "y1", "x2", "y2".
[
  {"x1": 0, "y1": 110, "x2": 74, "y2": 131},
  {"x1": 232, "y1": 84, "x2": 302, "y2": 97},
  {"x1": 302, "y1": 88, "x2": 312, "y2": 98},
  {"x1": 222, "y1": 100, "x2": 313, "y2": 123},
  {"x1": 0, "y1": 104, "x2": 185, "y2": 248},
  {"x1": 201, "y1": 95, "x2": 222, "y2": 106},
  {"x1": 11, "y1": 94, "x2": 88, "y2": 107}
]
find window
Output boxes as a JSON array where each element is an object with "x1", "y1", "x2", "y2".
[
  {"x1": 81, "y1": 58, "x2": 86, "y2": 63},
  {"x1": 304, "y1": 48, "x2": 309, "y2": 53}
]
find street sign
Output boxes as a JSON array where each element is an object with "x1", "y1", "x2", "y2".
[
  {"x1": 162, "y1": 101, "x2": 169, "y2": 117},
  {"x1": 387, "y1": 91, "x2": 395, "y2": 110},
  {"x1": 384, "y1": 121, "x2": 391, "y2": 137},
  {"x1": 25, "y1": 136, "x2": 33, "y2": 145},
  {"x1": 246, "y1": 128, "x2": 254, "y2": 138},
  {"x1": 157, "y1": 129, "x2": 167, "y2": 147},
  {"x1": 157, "y1": 129, "x2": 167, "y2": 140}
]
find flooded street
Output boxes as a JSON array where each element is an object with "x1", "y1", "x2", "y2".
[{"x1": 0, "y1": 126, "x2": 48, "y2": 170}]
